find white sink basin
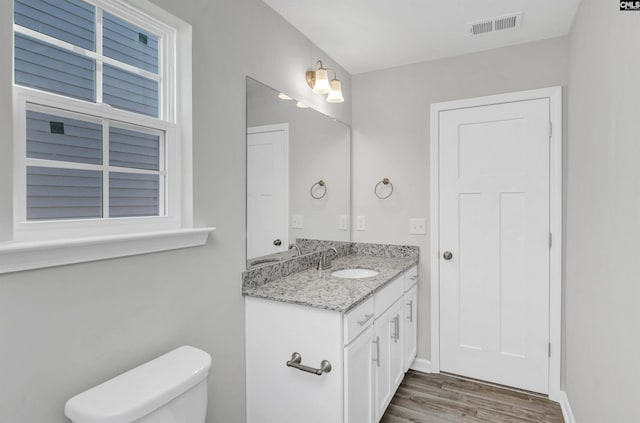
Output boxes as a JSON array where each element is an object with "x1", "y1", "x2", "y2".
[{"x1": 331, "y1": 268, "x2": 379, "y2": 279}]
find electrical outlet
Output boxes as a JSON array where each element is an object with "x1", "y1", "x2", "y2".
[
  {"x1": 409, "y1": 218, "x2": 426, "y2": 235},
  {"x1": 339, "y1": 215, "x2": 349, "y2": 231},
  {"x1": 356, "y1": 216, "x2": 366, "y2": 231},
  {"x1": 291, "y1": 214, "x2": 304, "y2": 229}
]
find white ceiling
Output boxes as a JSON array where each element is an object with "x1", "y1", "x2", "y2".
[{"x1": 263, "y1": 0, "x2": 581, "y2": 75}]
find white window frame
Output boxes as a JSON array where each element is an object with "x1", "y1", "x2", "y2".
[
  {"x1": 1, "y1": 0, "x2": 213, "y2": 273},
  {"x1": 12, "y1": 0, "x2": 180, "y2": 241}
]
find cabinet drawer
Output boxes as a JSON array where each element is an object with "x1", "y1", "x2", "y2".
[
  {"x1": 404, "y1": 265, "x2": 418, "y2": 291},
  {"x1": 375, "y1": 275, "x2": 404, "y2": 318},
  {"x1": 344, "y1": 296, "x2": 375, "y2": 345}
]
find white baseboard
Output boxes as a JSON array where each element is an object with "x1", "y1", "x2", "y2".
[
  {"x1": 409, "y1": 358, "x2": 432, "y2": 374},
  {"x1": 560, "y1": 391, "x2": 576, "y2": 423}
]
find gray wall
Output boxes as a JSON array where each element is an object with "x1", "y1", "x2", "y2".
[
  {"x1": 351, "y1": 37, "x2": 570, "y2": 361},
  {"x1": 0, "y1": 0, "x2": 351, "y2": 422},
  {"x1": 565, "y1": 0, "x2": 640, "y2": 421}
]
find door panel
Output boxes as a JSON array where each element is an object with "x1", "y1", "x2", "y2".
[
  {"x1": 374, "y1": 314, "x2": 391, "y2": 421},
  {"x1": 439, "y1": 99, "x2": 550, "y2": 394},
  {"x1": 247, "y1": 125, "x2": 288, "y2": 259}
]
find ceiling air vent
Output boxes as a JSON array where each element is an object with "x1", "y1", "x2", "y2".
[{"x1": 469, "y1": 12, "x2": 522, "y2": 35}]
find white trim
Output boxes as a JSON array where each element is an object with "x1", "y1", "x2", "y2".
[
  {"x1": 560, "y1": 391, "x2": 576, "y2": 423},
  {"x1": 0, "y1": 227, "x2": 215, "y2": 274},
  {"x1": 409, "y1": 358, "x2": 432, "y2": 374},
  {"x1": 429, "y1": 86, "x2": 563, "y2": 401}
]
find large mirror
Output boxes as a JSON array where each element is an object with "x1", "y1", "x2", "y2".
[{"x1": 246, "y1": 77, "x2": 351, "y2": 267}]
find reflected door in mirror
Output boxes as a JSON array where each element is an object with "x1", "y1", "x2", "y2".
[{"x1": 247, "y1": 124, "x2": 289, "y2": 259}]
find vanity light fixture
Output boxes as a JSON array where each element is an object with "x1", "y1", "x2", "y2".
[
  {"x1": 278, "y1": 93, "x2": 293, "y2": 100},
  {"x1": 296, "y1": 101, "x2": 309, "y2": 108},
  {"x1": 306, "y1": 60, "x2": 345, "y2": 103}
]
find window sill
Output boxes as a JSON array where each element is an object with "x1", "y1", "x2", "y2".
[{"x1": 0, "y1": 227, "x2": 215, "y2": 274}]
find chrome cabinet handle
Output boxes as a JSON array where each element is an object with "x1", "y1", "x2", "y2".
[
  {"x1": 372, "y1": 336, "x2": 380, "y2": 367},
  {"x1": 391, "y1": 315, "x2": 400, "y2": 343},
  {"x1": 407, "y1": 300, "x2": 413, "y2": 323},
  {"x1": 392, "y1": 316, "x2": 397, "y2": 342},
  {"x1": 286, "y1": 352, "x2": 332, "y2": 376},
  {"x1": 409, "y1": 274, "x2": 418, "y2": 281},
  {"x1": 357, "y1": 313, "x2": 374, "y2": 326}
]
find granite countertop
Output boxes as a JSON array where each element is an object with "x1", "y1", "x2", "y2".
[{"x1": 242, "y1": 254, "x2": 418, "y2": 313}]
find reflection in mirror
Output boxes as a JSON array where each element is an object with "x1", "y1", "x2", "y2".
[{"x1": 246, "y1": 77, "x2": 351, "y2": 267}]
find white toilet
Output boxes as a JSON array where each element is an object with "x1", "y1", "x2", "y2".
[{"x1": 65, "y1": 346, "x2": 212, "y2": 423}]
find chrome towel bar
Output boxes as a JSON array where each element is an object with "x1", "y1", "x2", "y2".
[{"x1": 286, "y1": 352, "x2": 332, "y2": 376}]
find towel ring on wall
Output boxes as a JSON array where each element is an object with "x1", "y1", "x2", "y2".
[
  {"x1": 374, "y1": 178, "x2": 393, "y2": 199},
  {"x1": 310, "y1": 180, "x2": 327, "y2": 199}
]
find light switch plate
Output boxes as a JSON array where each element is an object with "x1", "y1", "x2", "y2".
[
  {"x1": 339, "y1": 215, "x2": 349, "y2": 231},
  {"x1": 291, "y1": 214, "x2": 304, "y2": 229},
  {"x1": 409, "y1": 218, "x2": 426, "y2": 235},
  {"x1": 356, "y1": 216, "x2": 366, "y2": 231}
]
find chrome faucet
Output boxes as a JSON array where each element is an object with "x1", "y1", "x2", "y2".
[
  {"x1": 289, "y1": 243, "x2": 302, "y2": 257},
  {"x1": 318, "y1": 247, "x2": 338, "y2": 270}
]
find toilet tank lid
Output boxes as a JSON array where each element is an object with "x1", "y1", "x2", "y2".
[{"x1": 65, "y1": 346, "x2": 212, "y2": 423}]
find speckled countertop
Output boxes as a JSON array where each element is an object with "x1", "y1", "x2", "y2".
[{"x1": 242, "y1": 254, "x2": 418, "y2": 313}]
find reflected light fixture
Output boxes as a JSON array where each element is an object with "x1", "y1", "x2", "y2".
[
  {"x1": 278, "y1": 93, "x2": 293, "y2": 100},
  {"x1": 296, "y1": 101, "x2": 309, "y2": 108}
]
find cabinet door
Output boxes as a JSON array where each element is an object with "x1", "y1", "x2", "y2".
[
  {"x1": 374, "y1": 298, "x2": 404, "y2": 421},
  {"x1": 403, "y1": 285, "x2": 418, "y2": 372},
  {"x1": 344, "y1": 325, "x2": 375, "y2": 423},
  {"x1": 246, "y1": 298, "x2": 342, "y2": 423}
]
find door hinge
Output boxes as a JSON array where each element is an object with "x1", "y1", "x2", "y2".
[
  {"x1": 549, "y1": 233, "x2": 552, "y2": 249},
  {"x1": 548, "y1": 342, "x2": 552, "y2": 357},
  {"x1": 548, "y1": 122, "x2": 553, "y2": 138}
]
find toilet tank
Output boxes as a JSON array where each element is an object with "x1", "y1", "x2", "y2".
[{"x1": 65, "y1": 346, "x2": 212, "y2": 423}]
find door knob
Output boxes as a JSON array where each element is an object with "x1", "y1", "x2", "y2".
[
  {"x1": 273, "y1": 239, "x2": 282, "y2": 246},
  {"x1": 443, "y1": 251, "x2": 453, "y2": 260}
]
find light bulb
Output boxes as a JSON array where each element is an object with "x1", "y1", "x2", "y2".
[
  {"x1": 312, "y1": 67, "x2": 331, "y2": 94},
  {"x1": 326, "y1": 78, "x2": 344, "y2": 103}
]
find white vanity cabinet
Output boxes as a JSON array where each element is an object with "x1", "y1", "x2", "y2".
[{"x1": 245, "y1": 264, "x2": 418, "y2": 423}]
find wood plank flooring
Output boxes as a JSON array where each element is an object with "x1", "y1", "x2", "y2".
[{"x1": 381, "y1": 371, "x2": 564, "y2": 423}]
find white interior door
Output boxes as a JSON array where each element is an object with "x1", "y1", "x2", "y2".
[
  {"x1": 247, "y1": 124, "x2": 288, "y2": 260},
  {"x1": 438, "y1": 98, "x2": 550, "y2": 394}
]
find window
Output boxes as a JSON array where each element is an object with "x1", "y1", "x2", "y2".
[{"x1": 13, "y1": 0, "x2": 184, "y2": 241}]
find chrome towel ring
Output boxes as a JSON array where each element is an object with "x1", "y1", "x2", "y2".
[
  {"x1": 310, "y1": 180, "x2": 327, "y2": 199},
  {"x1": 375, "y1": 178, "x2": 393, "y2": 199}
]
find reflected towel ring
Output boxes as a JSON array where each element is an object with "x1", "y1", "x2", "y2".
[
  {"x1": 310, "y1": 180, "x2": 327, "y2": 199},
  {"x1": 374, "y1": 178, "x2": 393, "y2": 199}
]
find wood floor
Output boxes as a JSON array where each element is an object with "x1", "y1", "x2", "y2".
[{"x1": 381, "y1": 371, "x2": 564, "y2": 423}]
